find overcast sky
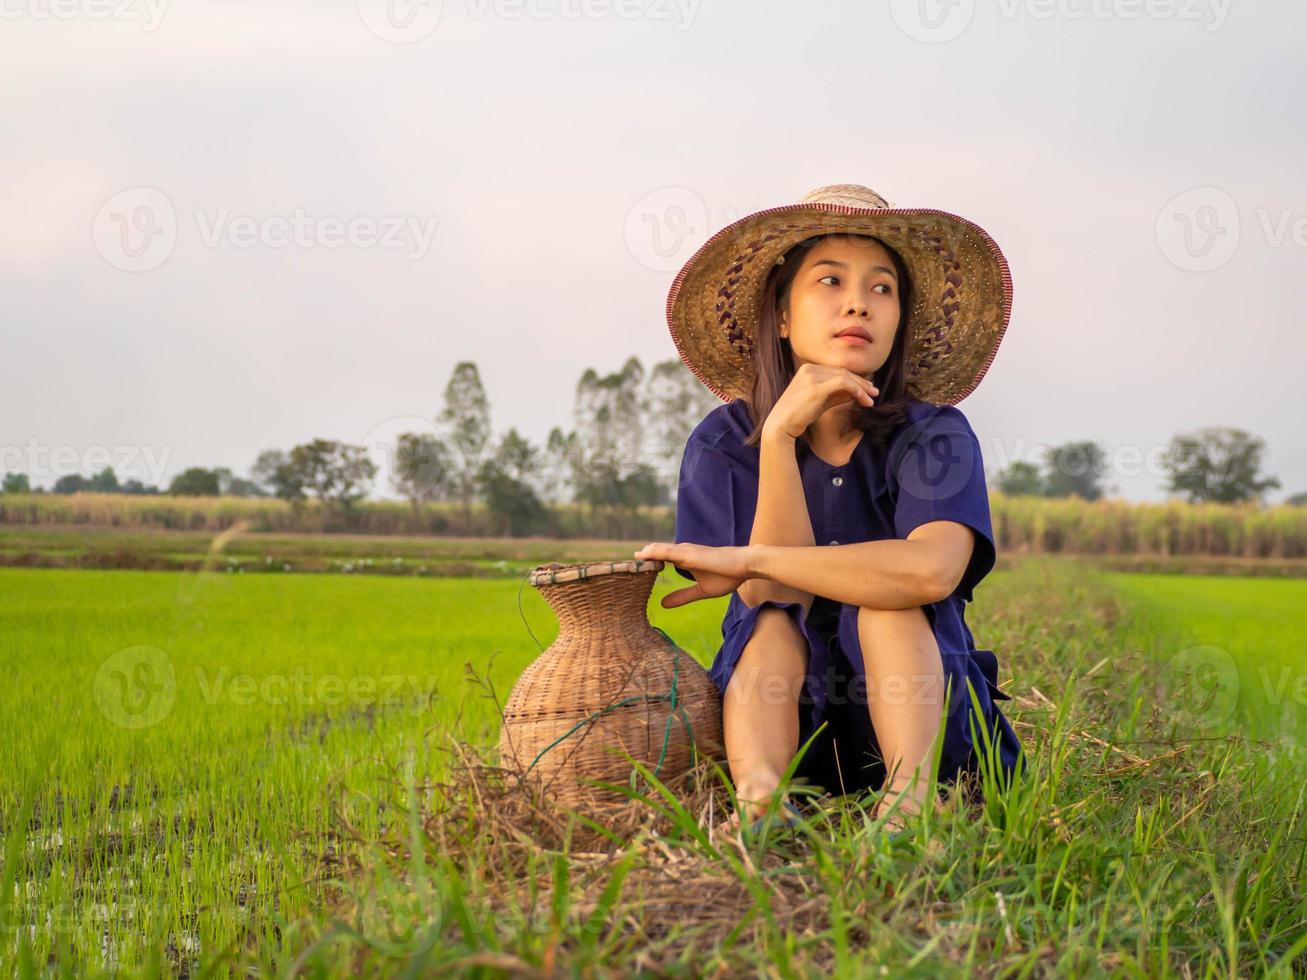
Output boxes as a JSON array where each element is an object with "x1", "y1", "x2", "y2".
[{"x1": 2, "y1": 0, "x2": 1304, "y2": 502}]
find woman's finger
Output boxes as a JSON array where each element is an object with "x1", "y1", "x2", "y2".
[{"x1": 661, "y1": 585, "x2": 704, "y2": 609}]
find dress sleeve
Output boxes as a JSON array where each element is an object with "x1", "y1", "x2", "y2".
[
  {"x1": 890, "y1": 406, "x2": 996, "y2": 602},
  {"x1": 671, "y1": 432, "x2": 746, "y2": 582}
]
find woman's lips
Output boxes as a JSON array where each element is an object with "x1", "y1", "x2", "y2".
[{"x1": 835, "y1": 334, "x2": 870, "y2": 345}]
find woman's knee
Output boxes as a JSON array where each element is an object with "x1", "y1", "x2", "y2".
[
  {"x1": 731, "y1": 606, "x2": 807, "y2": 700},
  {"x1": 857, "y1": 604, "x2": 930, "y2": 638}
]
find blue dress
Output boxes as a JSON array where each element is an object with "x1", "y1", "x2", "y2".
[{"x1": 671, "y1": 396, "x2": 1024, "y2": 798}]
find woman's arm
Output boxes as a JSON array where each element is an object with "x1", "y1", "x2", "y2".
[
  {"x1": 748, "y1": 521, "x2": 978, "y2": 611},
  {"x1": 738, "y1": 429, "x2": 817, "y2": 613},
  {"x1": 633, "y1": 522, "x2": 975, "y2": 611}
]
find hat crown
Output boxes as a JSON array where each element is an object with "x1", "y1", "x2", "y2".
[{"x1": 798, "y1": 183, "x2": 893, "y2": 210}]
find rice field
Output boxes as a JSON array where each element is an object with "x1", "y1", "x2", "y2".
[
  {"x1": 2, "y1": 559, "x2": 1305, "y2": 975},
  {"x1": 4, "y1": 489, "x2": 1307, "y2": 559}
]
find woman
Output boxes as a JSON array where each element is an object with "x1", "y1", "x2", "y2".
[{"x1": 632, "y1": 184, "x2": 1024, "y2": 838}]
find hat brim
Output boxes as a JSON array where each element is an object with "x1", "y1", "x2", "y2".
[{"x1": 665, "y1": 202, "x2": 1013, "y2": 406}]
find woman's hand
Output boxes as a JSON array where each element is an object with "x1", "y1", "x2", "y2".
[
  {"x1": 761, "y1": 362, "x2": 878, "y2": 442},
  {"x1": 633, "y1": 542, "x2": 756, "y2": 609}
]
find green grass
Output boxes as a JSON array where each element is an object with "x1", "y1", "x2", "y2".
[
  {"x1": 1106, "y1": 574, "x2": 1307, "y2": 741},
  {"x1": 0, "y1": 526, "x2": 659, "y2": 576},
  {"x1": 2, "y1": 561, "x2": 1305, "y2": 975},
  {"x1": 8, "y1": 525, "x2": 1307, "y2": 579}
]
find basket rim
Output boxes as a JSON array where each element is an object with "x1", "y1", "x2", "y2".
[{"x1": 528, "y1": 559, "x2": 664, "y2": 586}]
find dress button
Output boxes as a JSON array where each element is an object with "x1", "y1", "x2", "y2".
[
  {"x1": 829, "y1": 539, "x2": 839, "y2": 546},
  {"x1": 832, "y1": 476, "x2": 843, "y2": 487}
]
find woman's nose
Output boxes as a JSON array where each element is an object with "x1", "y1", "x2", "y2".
[{"x1": 845, "y1": 295, "x2": 869, "y2": 316}]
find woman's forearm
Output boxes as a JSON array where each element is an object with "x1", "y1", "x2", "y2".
[
  {"x1": 747, "y1": 539, "x2": 945, "y2": 611},
  {"x1": 739, "y1": 431, "x2": 817, "y2": 611}
]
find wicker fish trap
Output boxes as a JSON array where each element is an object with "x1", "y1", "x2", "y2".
[{"x1": 499, "y1": 559, "x2": 725, "y2": 813}]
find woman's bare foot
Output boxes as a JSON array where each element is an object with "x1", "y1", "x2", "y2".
[
  {"x1": 713, "y1": 786, "x2": 793, "y2": 841},
  {"x1": 874, "y1": 775, "x2": 931, "y2": 833}
]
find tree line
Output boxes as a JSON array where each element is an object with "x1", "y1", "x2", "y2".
[
  {"x1": 1, "y1": 358, "x2": 721, "y2": 538},
  {"x1": 3, "y1": 365, "x2": 1302, "y2": 535},
  {"x1": 994, "y1": 432, "x2": 1300, "y2": 506}
]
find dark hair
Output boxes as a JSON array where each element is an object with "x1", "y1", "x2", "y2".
[{"x1": 741, "y1": 233, "x2": 913, "y2": 454}]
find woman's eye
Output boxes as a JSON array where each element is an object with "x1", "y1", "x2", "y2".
[
  {"x1": 818, "y1": 275, "x2": 839, "y2": 286},
  {"x1": 874, "y1": 283, "x2": 893, "y2": 295}
]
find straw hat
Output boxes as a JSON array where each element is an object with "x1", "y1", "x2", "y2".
[{"x1": 664, "y1": 183, "x2": 1013, "y2": 406}]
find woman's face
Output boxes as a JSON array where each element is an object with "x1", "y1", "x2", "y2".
[{"x1": 779, "y1": 236, "x2": 902, "y2": 379}]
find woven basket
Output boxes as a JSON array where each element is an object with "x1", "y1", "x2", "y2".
[{"x1": 498, "y1": 559, "x2": 725, "y2": 812}]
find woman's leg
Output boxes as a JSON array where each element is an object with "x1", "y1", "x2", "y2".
[
  {"x1": 856, "y1": 605, "x2": 946, "y2": 826},
  {"x1": 722, "y1": 605, "x2": 808, "y2": 825}
]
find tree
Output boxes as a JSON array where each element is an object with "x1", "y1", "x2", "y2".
[
  {"x1": 287, "y1": 440, "x2": 376, "y2": 508},
  {"x1": 214, "y1": 467, "x2": 266, "y2": 498},
  {"x1": 392, "y1": 432, "x2": 454, "y2": 523},
  {"x1": 121, "y1": 480, "x2": 159, "y2": 495},
  {"x1": 252, "y1": 449, "x2": 304, "y2": 501},
  {"x1": 1161, "y1": 427, "x2": 1281, "y2": 504},
  {"x1": 168, "y1": 468, "x2": 222, "y2": 496},
  {"x1": 1042, "y1": 441, "x2": 1108, "y2": 501},
  {"x1": 438, "y1": 362, "x2": 493, "y2": 531},
  {"x1": 476, "y1": 429, "x2": 546, "y2": 537},
  {"x1": 1, "y1": 472, "x2": 31, "y2": 494},
  {"x1": 538, "y1": 427, "x2": 580, "y2": 506},
  {"x1": 573, "y1": 358, "x2": 652, "y2": 533},
  {"x1": 641, "y1": 358, "x2": 720, "y2": 501},
  {"x1": 53, "y1": 474, "x2": 88, "y2": 494},
  {"x1": 87, "y1": 467, "x2": 120, "y2": 493},
  {"x1": 996, "y1": 461, "x2": 1045, "y2": 497},
  {"x1": 1286, "y1": 491, "x2": 1307, "y2": 507}
]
